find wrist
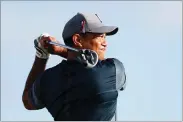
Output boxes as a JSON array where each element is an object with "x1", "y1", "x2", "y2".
[
  {"x1": 35, "y1": 50, "x2": 50, "y2": 59},
  {"x1": 35, "y1": 56, "x2": 49, "y2": 64}
]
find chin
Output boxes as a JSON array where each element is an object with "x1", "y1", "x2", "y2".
[
  {"x1": 98, "y1": 55, "x2": 105, "y2": 60},
  {"x1": 96, "y1": 51, "x2": 105, "y2": 60}
]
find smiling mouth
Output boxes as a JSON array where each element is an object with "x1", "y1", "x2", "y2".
[{"x1": 100, "y1": 48, "x2": 106, "y2": 51}]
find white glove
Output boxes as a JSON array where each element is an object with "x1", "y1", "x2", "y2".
[{"x1": 34, "y1": 33, "x2": 50, "y2": 59}]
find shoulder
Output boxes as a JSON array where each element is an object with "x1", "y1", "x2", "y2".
[
  {"x1": 93, "y1": 58, "x2": 125, "y2": 72},
  {"x1": 42, "y1": 62, "x2": 63, "y2": 78},
  {"x1": 104, "y1": 58, "x2": 125, "y2": 69},
  {"x1": 106, "y1": 58, "x2": 126, "y2": 91},
  {"x1": 38, "y1": 62, "x2": 67, "y2": 94}
]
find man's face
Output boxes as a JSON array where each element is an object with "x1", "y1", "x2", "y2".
[{"x1": 79, "y1": 33, "x2": 107, "y2": 60}]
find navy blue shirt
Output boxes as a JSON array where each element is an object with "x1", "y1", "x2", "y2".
[{"x1": 28, "y1": 58, "x2": 126, "y2": 121}]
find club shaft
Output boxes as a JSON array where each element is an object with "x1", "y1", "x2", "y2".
[{"x1": 48, "y1": 41, "x2": 79, "y2": 52}]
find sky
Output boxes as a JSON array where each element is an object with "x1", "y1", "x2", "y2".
[{"x1": 1, "y1": 1, "x2": 182, "y2": 121}]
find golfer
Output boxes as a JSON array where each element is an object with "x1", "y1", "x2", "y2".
[{"x1": 22, "y1": 12, "x2": 127, "y2": 121}]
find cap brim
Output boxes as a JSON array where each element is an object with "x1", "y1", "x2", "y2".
[{"x1": 91, "y1": 26, "x2": 118, "y2": 36}]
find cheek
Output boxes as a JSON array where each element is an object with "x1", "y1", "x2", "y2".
[
  {"x1": 83, "y1": 42, "x2": 93, "y2": 49},
  {"x1": 90, "y1": 40, "x2": 101, "y2": 49},
  {"x1": 82, "y1": 39, "x2": 102, "y2": 52},
  {"x1": 82, "y1": 40, "x2": 97, "y2": 49}
]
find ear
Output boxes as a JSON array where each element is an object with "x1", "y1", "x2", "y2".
[{"x1": 72, "y1": 34, "x2": 83, "y2": 48}]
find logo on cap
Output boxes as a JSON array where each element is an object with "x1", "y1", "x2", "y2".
[{"x1": 81, "y1": 20, "x2": 86, "y2": 33}]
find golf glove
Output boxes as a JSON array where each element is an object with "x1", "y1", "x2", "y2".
[{"x1": 34, "y1": 33, "x2": 50, "y2": 59}]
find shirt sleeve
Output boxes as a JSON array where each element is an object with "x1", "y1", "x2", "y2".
[
  {"x1": 112, "y1": 58, "x2": 127, "y2": 91},
  {"x1": 28, "y1": 74, "x2": 45, "y2": 109}
]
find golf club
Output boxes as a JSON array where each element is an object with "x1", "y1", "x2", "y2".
[
  {"x1": 49, "y1": 41, "x2": 79, "y2": 52},
  {"x1": 48, "y1": 41, "x2": 99, "y2": 68}
]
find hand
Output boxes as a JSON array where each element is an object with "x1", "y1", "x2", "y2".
[
  {"x1": 34, "y1": 33, "x2": 50, "y2": 59},
  {"x1": 34, "y1": 33, "x2": 68, "y2": 59}
]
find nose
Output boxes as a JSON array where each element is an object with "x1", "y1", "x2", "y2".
[{"x1": 102, "y1": 39, "x2": 107, "y2": 47}]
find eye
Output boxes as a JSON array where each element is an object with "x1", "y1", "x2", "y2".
[{"x1": 100, "y1": 34, "x2": 106, "y2": 38}]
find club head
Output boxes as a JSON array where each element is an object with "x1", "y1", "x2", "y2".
[{"x1": 77, "y1": 49, "x2": 98, "y2": 68}]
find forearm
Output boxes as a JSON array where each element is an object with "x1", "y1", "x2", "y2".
[
  {"x1": 24, "y1": 56, "x2": 48, "y2": 92},
  {"x1": 24, "y1": 47, "x2": 67, "y2": 91},
  {"x1": 55, "y1": 48, "x2": 68, "y2": 59}
]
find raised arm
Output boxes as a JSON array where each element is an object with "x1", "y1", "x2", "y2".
[
  {"x1": 22, "y1": 33, "x2": 68, "y2": 110},
  {"x1": 22, "y1": 57, "x2": 48, "y2": 110}
]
